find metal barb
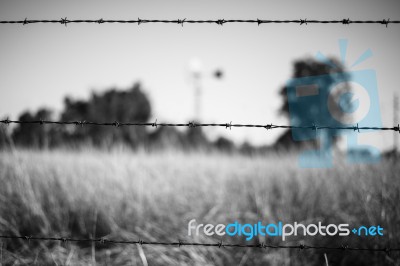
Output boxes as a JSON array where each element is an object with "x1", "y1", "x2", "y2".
[
  {"x1": 3, "y1": 118, "x2": 11, "y2": 125},
  {"x1": 300, "y1": 19, "x2": 307, "y2": 25},
  {"x1": 216, "y1": 19, "x2": 226, "y2": 25},
  {"x1": 60, "y1": 17, "x2": 68, "y2": 27},
  {"x1": 342, "y1": 18, "x2": 351, "y2": 25},
  {"x1": 383, "y1": 18, "x2": 390, "y2": 27},
  {"x1": 259, "y1": 242, "x2": 267, "y2": 249},
  {"x1": 178, "y1": 18, "x2": 186, "y2": 27},
  {"x1": 386, "y1": 247, "x2": 391, "y2": 255},
  {"x1": 188, "y1": 121, "x2": 197, "y2": 128},
  {"x1": 353, "y1": 123, "x2": 360, "y2": 132},
  {"x1": 75, "y1": 120, "x2": 86, "y2": 127}
]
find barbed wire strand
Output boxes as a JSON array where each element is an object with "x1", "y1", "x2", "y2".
[
  {"x1": 0, "y1": 235, "x2": 398, "y2": 253},
  {"x1": 0, "y1": 18, "x2": 398, "y2": 27},
  {"x1": 0, "y1": 119, "x2": 399, "y2": 133}
]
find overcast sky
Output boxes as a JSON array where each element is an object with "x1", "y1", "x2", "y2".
[{"x1": 1, "y1": 0, "x2": 399, "y2": 151}]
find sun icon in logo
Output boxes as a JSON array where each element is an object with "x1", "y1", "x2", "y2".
[{"x1": 316, "y1": 39, "x2": 375, "y2": 125}]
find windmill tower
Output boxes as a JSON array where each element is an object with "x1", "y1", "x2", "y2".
[{"x1": 394, "y1": 93, "x2": 399, "y2": 154}]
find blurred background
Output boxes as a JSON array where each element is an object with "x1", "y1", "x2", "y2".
[{"x1": 1, "y1": 0, "x2": 400, "y2": 152}]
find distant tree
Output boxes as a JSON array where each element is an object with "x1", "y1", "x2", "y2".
[
  {"x1": 148, "y1": 127, "x2": 186, "y2": 150},
  {"x1": 214, "y1": 136, "x2": 235, "y2": 152},
  {"x1": 61, "y1": 82, "x2": 151, "y2": 148},
  {"x1": 0, "y1": 127, "x2": 7, "y2": 149},
  {"x1": 239, "y1": 141, "x2": 256, "y2": 155},
  {"x1": 12, "y1": 108, "x2": 53, "y2": 148},
  {"x1": 185, "y1": 126, "x2": 210, "y2": 150},
  {"x1": 275, "y1": 58, "x2": 351, "y2": 150},
  {"x1": 0, "y1": 118, "x2": 13, "y2": 150},
  {"x1": 61, "y1": 98, "x2": 90, "y2": 143}
]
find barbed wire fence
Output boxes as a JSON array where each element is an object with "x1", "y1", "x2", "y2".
[
  {"x1": 0, "y1": 235, "x2": 399, "y2": 253},
  {"x1": 0, "y1": 119, "x2": 399, "y2": 133},
  {"x1": 0, "y1": 18, "x2": 399, "y2": 27},
  {"x1": 1, "y1": 15, "x2": 400, "y2": 263}
]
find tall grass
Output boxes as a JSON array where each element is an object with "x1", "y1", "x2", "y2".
[{"x1": 0, "y1": 149, "x2": 398, "y2": 265}]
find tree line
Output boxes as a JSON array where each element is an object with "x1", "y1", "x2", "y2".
[{"x1": 0, "y1": 58, "x2": 349, "y2": 153}]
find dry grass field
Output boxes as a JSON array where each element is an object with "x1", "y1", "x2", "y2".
[{"x1": 0, "y1": 149, "x2": 399, "y2": 265}]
